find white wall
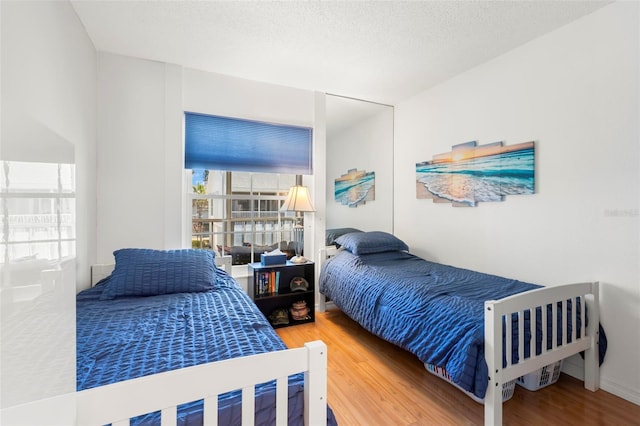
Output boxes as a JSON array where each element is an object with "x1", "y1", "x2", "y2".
[
  {"x1": 95, "y1": 58, "x2": 322, "y2": 272},
  {"x1": 394, "y1": 2, "x2": 639, "y2": 404},
  {"x1": 0, "y1": 0, "x2": 96, "y2": 414},
  {"x1": 183, "y1": 69, "x2": 315, "y2": 128},
  {"x1": 96, "y1": 53, "x2": 171, "y2": 260},
  {"x1": 326, "y1": 105, "x2": 394, "y2": 233}
]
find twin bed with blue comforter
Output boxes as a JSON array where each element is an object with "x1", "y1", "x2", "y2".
[
  {"x1": 77, "y1": 248, "x2": 336, "y2": 425},
  {"x1": 318, "y1": 231, "x2": 606, "y2": 425}
]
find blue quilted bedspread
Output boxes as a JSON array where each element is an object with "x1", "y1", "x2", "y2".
[
  {"x1": 77, "y1": 269, "x2": 336, "y2": 425},
  {"x1": 319, "y1": 250, "x2": 606, "y2": 399}
]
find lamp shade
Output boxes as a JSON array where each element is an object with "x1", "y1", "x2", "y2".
[{"x1": 280, "y1": 185, "x2": 316, "y2": 212}]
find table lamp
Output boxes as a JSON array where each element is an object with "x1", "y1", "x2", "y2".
[{"x1": 280, "y1": 184, "x2": 315, "y2": 263}]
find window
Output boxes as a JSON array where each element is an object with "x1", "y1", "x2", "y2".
[
  {"x1": 184, "y1": 112, "x2": 313, "y2": 266},
  {"x1": 190, "y1": 170, "x2": 297, "y2": 265},
  {"x1": 0, "y1": 161, "x2": 76, "y2": 264}
]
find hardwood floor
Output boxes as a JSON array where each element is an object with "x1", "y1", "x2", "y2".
[{"x1": 277, "y1": 307, "x2": 640, "y2": 426}]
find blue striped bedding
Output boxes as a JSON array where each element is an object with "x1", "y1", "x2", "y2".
[
  {"x1": 319, "y1": 249, "x2": 606, "y2": 399},
  {"x1": 77, "y1": 268, "x2": 336, "y2": 425}
]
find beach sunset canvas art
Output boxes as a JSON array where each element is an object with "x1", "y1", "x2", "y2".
[
  {"x1": 416, "y1": 141, "x2": 535, "y2": 207},
  {"x1": 335, "y1": 168, "x2": 375, "y2": 208}
]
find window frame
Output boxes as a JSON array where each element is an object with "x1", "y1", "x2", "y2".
[{"x1": 188, "y1": 170, "x2": 297, "y2": 267}]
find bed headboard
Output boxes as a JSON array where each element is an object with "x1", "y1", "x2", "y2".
[
  {"x1": 90, "y1": 264, "x2": 115, "y2": 286},
  {"x1": 90, "y1": 255, "x2": 233, "y2": 286},
  {"x1": 317, "y1": 246, "x2": 341, "y2": 313},
  {"x1": 319, "y1": 245, "x2": 340, "y2": 263}
]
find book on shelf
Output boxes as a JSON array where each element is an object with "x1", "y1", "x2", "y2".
[{"x1": 255, "y1": 270, "x2": 281, "y2": 297}]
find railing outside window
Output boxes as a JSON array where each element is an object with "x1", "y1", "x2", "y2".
[{"x1": 190, "y1": 171, "x2": 297, "y2": 265}]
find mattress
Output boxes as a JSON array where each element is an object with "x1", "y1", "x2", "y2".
[
  {"x1": 77, "y1": 271, "x2": 335, "y2": 425},
  {"x1": 319, "y1": 249, "x2": 606, "y2": 399}
]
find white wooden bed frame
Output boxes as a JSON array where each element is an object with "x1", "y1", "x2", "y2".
[
  {"x1": 1, "y1": 259, "x2": 328, "y2": 425},
  {"x1": 85, "y1": 259, "x2": 327, "y2": 425},
  {"x1": 318, "y1": 246, "x2": 600, "y2": 426}
]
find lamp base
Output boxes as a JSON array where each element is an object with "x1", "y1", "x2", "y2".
[{"x1": 289, "y1": 255, "x2": 308, "y2": 264}]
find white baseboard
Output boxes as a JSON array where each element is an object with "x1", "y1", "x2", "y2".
[
  {"x1": 318, "y1": 300, "x2": 336, "y2": 311},
  {"x1": 562, "y1": 354, "x2": 640, "y2": 406},
  {"x1": 600, "y1": 377, "x2": 640, "y2": 406}
]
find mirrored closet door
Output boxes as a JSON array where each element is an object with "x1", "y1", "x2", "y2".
[{"x1": 325, "y1": 94, "x2": 394, "y2": 234}]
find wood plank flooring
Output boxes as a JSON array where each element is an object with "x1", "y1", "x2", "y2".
[{"x1": 277, "y1": 307, "x2": 640, "y2": 426}]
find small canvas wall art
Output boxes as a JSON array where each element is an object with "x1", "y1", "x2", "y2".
[
  {"x1": 335, "y1": 168, "x2": 375, "y2": 208},
  {"x1": 416, "y1": 140, "x2": 535, "y2": 207}
]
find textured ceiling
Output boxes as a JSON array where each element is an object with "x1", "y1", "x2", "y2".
[{"x1": 71, "y1": 1, "x2": 610, "y2": 105}]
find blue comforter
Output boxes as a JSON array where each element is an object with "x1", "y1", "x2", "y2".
[
  {"x1": 319, "y1": 249, "x2": 605, "y2": 399},
  {"x1": 77, "y1": 269, "x2": 336, "y2": 425}
]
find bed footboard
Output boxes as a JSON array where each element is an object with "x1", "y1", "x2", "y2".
[
  {"x1": 484, "y1": 282, "x2": 600, "y2": 425},
  {"x1": 77, "y1": 340, "x2": 328, "y2": 426}
]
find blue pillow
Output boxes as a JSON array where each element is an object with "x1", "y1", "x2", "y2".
[
  {"x1": 335, "y1": 231, "x2": 409, "y2": 255},
  {"x1": 100, "y1": 248, "x2": 217, "y2": 300},
  {"x1": 325, "y1": 227, "x2": 363, "y2": 246}
]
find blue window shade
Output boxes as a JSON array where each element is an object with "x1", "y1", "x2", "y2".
[{"x1": 185, "y1": 112, "x2": 313, "y2": 174}]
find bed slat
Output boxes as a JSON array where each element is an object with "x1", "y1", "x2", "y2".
[
  {"x1": 276, "y1": 376, "x2": 287, "y2": 425},
  {"x1": 203, "y1": 395, "x2": 218, "y2": 424},
  {"x1": 552, "y1": 301, "x2": 558, "y2": 351},
  {"x1": 541, "y1": 303, "x2": 547, "y2": 360},
  {"x1": 241, "y1": 386, "x2": 255, "y2": 426},
  {"x1": 160, "y1": 406, "x2": 176, "y2": 426},
  {"x1": 505, "y1": 313, "x2": 512, "y2": 368},
  {"x1": 563, "y1": 299, "x2": 569, "y2": 347},
  {"x1": 580, "y1": 295, "x2": 586, "y2": 344},
  {"x1": 518, "y1": 310, "x2": 524, "y2": 367}
]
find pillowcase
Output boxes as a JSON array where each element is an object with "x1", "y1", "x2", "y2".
[
  {"x1": 100, "y1": 248, "x2": 217, "y2": 300},
  {"x1": 325, "y1": 227, "x2": 363, "y2": 246},
  {"x1": 335, "y1": 231, "x2": 409, "y2": 255}
]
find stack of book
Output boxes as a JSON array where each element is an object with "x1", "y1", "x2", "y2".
[{"x1": 254, "y1": 270, "x2": 280, "y2": 296}]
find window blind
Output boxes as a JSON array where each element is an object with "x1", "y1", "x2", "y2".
[{"x1": 184, "y1": 112, "x2": 313, "y2": 174}]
